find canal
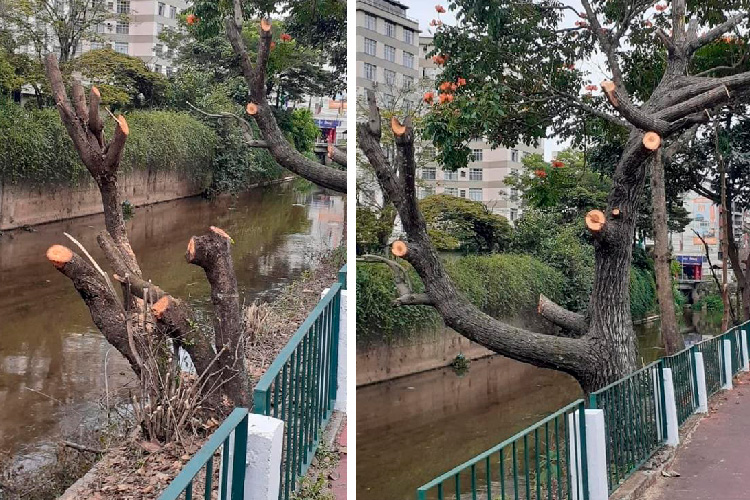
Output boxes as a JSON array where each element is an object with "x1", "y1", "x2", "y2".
[
  {"x1": 0, "y1": 181, "x2": 344, "y2": 468},
  {"x1": 356, "y1": 319, "x2": 720, "y2": 500}
]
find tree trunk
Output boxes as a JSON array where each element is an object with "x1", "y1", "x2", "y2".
[{"x1": 650, "y1": 151, "x2": 684, "y2": 354}]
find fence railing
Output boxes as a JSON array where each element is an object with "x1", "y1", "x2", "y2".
[
  {"x1": 161, "y1": 266, "x2": 346, "y2": 500},
  {"x1": 417, "y1": 320, "x2": 750, "y2": 500},
  {"x1": 253, "y1": 270, "x2": 344, "y2": 500},
  {"x1": 158, "y1": 408, "x2": 249, "y2": 500},
  {"x1": 588, "y1": 363, "x2": 666, "y2": 494},
  {"x1": 416, "y1": 400, "x2": 589, "y2": 500}
]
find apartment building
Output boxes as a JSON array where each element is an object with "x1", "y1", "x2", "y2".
[
  {"x1": 417, "y1": 36, "x2": 542, "y2": 223},
  {"x1": 12, "y1": 0, "x2": 186, "y2": 76},
  {"x1": 356, "y1": 0, "x2": 420, "y2": 102}
]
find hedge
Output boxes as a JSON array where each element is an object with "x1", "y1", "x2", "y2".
[
  {"x1": 356, "y1": 253, "x2": 566, "y2": 344},
  {"x1": 0, "y1": 104, "x2": 216, "y2": 187}
]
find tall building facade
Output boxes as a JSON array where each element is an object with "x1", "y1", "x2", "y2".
[
  {"x1": 11, "y1": 0, "x2": 186, "y2": 76},
  {"x1": 356, "y1": 0, "x2": 420, "y2": 98}
]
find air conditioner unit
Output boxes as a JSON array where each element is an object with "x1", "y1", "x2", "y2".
[{"x1": 371, "y1": 81, "x2": 378, "y2": 88}]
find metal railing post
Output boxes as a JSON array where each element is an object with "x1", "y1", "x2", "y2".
[{"x1": 328, "y1": 289, "x2": 341, "y2": 402}]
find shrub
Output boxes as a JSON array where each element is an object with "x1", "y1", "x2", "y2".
[
  {"x1": 693, "y1": 294, "x2": 724, "y2": 313},
  {"x1": 356, "y1": 253, "x2": 566, "y2": 344},
  {"x1": 0, "y1": 104, "x2": 217, "y2": 187}
]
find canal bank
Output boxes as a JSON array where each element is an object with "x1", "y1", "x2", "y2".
[{"x1": 0, "y1": 182, "x2": 344, "y2": 472}]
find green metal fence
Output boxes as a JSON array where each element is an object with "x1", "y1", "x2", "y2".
[
  {"x1": 662, "y1": 348, "x2": 698, "y2": 425},
  {"x1": 588, "y1": 362, "x2": 666, "y2": 493},
  {"x1": 696, "y1": 335, "x2": 723, "y2": 395},
  {"x1": 253, "y1": 269, "x2": 344, "y2": 500},
  {"x1": 416, "y1": 400, "x2": 589, "y2": 500},
  {"x1": 418, "y1": 322, "x2": 750, "y2": 500},
  {"x1": 158, "y1": 408, "x2": 249, "y2": 500}
]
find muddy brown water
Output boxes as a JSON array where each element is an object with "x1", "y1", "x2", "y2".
[
  {"x1": 0, "y1": 182, "x2": 343, "y2": 468},
  {"x1": 356, "y1": 318, "x2": 717, "y2": 500}
]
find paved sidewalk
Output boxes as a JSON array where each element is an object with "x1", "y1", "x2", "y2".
[
  {"x1": 644, "y1": 371, "x2": 750, "y2": 500},
  {"x1": 331, "y1": 420, "x2": 347, "y2": 500}
]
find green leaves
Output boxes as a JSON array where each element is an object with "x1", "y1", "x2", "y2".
[{"x1": 419, "y1": 194, "x2": 512, "y2": 253}]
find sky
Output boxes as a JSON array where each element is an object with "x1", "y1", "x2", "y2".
[{"x1": 405, "y1": 0, "x2": 609, "y2": 159}]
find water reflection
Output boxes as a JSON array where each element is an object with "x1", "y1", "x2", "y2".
[{"x1": 0, "y1": 182, "x2": 344, "y2": 461}]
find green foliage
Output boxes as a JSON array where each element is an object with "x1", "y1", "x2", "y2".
[
  {"x1": 419, "y1": 194, "x2": 512, "y2": 253},
  {"x1": 693, "y1": 294, "x2": 725, "y2": 313},
  {"x1": 274, "y1": 107, "x2": 320, "y2": 152},
  {"x1": 443, "y1": 253, "x2": 566, "y2": 320},
  {"x1": 356, "y1": 263, "x2": 440, "y2": 344},
  {"x1": 0, "y1": 104, "x2": 216, "y2": 186},
  {"x1": 506, "y1": 151, "x2": 611, "y2": 223},
  {"x1": 0, "y1": 48, "x2": 22, "y2": 95},
  {"x1": 355, "y1": 206, "x2": 395, "y2": 254},
  {"x1": 510, "y1": 210, "x2": 595, "y2": 312},
  {"x1": 72, "y1": 49, "x2": 168, "y2": 109}
]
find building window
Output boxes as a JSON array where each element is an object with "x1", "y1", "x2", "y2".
[
  {"x1": 157, "y1": 23, "x2": 164, "y2": 35},
  {"x1": 91, "y1": 41, "x2": 104, "y2": 50},
  {"x1": 511, "y1": 187, "x2": 519, "y2": 197},
  {"x1": 445, "y1": 170, "x2": 458, "y2": 181},
  {"x1": 469, "y1": 168, "x2": 483, "y2": 181},
  {"x1": 364, "y1": 62, "x2": 377, "y2": 81},
  {"x1": 364, "y1": 38, "x2": 376, "y2": 56},
  {"x1": 471, "y1": 149, "x2": 483, "y2": 162},
  {"x1": 422, "y1": 167, "x2": 436, "y2": 180},
  {"x1": 158, "y1": 2, "x2": 165, "y2": 16},
  {"x1": 154, "y1": 64, "x2": 163, "y2": 73},
  {"x1": 404, "y1": 28, "x2": 414, "y2": 44},
  {"x1": 166, "y1": 66, "x2": 174, "y2": 77},
  {"x1": 511, "y1": 149, "x2": 519, "y2": 162},
  {"x1": 384, "y1": 69, "x2": 396, "y2": 85},
  {"x1": 403, "y1": 75, "x2": 414, "y2": 89},
  {"x1": 419, "y1": 186, "x2": 435, "y2": 199},
  {"x1": 170, "y1": 5, "x2": 177, "y2": 18},
  {"x1": 460, "y1": 189, "x2": 466, "y2": 198},
  {"x1": 114, "y1": 41, "x2": 128, "y2": 54},
  {"x1": 116, "y1": 0, "x2": 129, "y2": 14},
  {"x1": 383, "y1": 94, "x2": 394, "y2": 107},
  {"x1": 155, "y1": 44, "x2": 163, "y2": 56},
  {"x1": 385, "y1": 21, "x2": 396, "y2": 37},
  {"x1": 403, "y1": 51, "x2": 414, "y2": 68},
  {"x1": 116, "y1": 21, "x2": 129, "y2": 34},
  {"x1": 96, "y1": 23, "x2": 107, "y2": 33},
  {"x1": 384, "y1": 45, "x2": 396, "y2": 62},
  {"x1": 510, "y1": 208, "x2": 518, "y2": 221},
  {"x1": 469, "y1": 188, "x2": 483, "y2": 201},
  {"x1": 445, "y1": 187, "x2": 458, "y2": 197},
  {"x1": 365, "y1": 13, "x2": 377, "y2": 30}
]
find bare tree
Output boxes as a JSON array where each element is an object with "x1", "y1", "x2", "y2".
[
  {"x1": 43, "y1": 54, "x2": 249, "y2": 430},
  {"x1": 358, "y1": 1, "x2": 750, "y2": 392}
]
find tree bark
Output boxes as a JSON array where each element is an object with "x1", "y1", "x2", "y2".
[
  {"x1": 650, "y1": 151, "x2": 684, "y2": 354},
  {"x1": 224, "y1": 15, "x2": 347, "y2": 193}
]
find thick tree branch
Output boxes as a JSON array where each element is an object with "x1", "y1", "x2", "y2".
[
  {"x1": 687, "y1": 13, "x2": 749, "y2": 55},
  {"x1": 224, "y1": 17, "x2": 347, "y2": 193},
  {"x1": 538, "y1": 294, "x2": 588, "y2": 335},
  {"x1": 187, "y1": 227, "x2": 248, "y2": 406},
  {"x1": 357, "y1": 93, "x2": 594, "y2": 378},
  {"x1": 186, "y1": 101, "x2": 268, "y2": 148}
]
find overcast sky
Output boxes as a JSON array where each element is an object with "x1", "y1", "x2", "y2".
[{"x1": 405, "y1": 0, "x2": 611, "y2": 159}]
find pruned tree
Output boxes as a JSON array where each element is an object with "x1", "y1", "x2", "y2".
[
  {"x1": 224, "y1": 4, "x2": 347, "y2": 193},
  {"x1": 359, "y1": 0, "x2": 750, "y2": 392},
  {"x1": 43, "y1": 54, "x2": 249, "y2": 437}
]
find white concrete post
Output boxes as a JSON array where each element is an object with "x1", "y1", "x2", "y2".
[
  {"x1": 662, "y1": 368, "x2": 680, "y2": 447},
  {"x1": 723, "y1": 339, "x2": 733, "y2": 390},
  {"x1": 568, "y1": 409, "x2": 609, "y2": 500},
  {"x1": 322, "y1": 288, "x2": 348, "y2": 412},
  {"x1": 244, "y1": 414, "x2": 284, "y2": 500},
  {"x1": 741, "y1": 331, "x2": 749, "y2": 372},
  {"x1": 693, "y1": 351, "x2": 708, "y2": 414}
]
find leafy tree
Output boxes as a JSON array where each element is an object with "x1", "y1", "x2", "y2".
[
  {"x1": 359, "y1": 0, "x2": 750, "y2": 392},
  {"x1": 72, "y1": 49, "x2": 167, "y2": 108},
  {"x1": 419, "y1": 194, "x2": 512, "y2": 253},
  {"x1": 3, "y1": 0, "x2": 121, "y2": 62}
]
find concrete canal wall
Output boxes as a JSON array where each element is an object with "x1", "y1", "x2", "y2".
[{"x1": 0, "y1": 168, "x2": 204, "y2": 230}]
